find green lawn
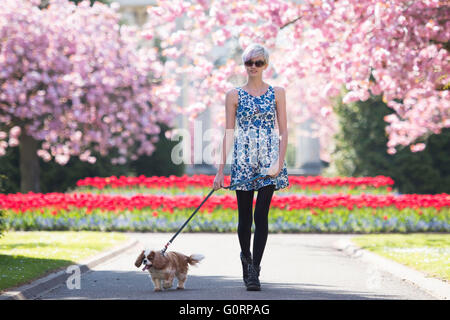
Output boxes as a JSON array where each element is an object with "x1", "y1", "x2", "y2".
[
  {"x1": 352, "y1": 233, "x2": 450, "y2": 282},
  {"x1": 0, "y1": 231, "x2": 129, "y2": 292}
]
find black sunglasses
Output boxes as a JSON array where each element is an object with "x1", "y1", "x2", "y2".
[{"x1": 244, "y1": 60, "x2": 266, "y2": 67}]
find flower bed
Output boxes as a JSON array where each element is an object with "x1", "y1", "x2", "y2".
[
  {"x1": 73, "y1": 175, "x2": 395, "y2": 195},
  {"x1": 1, "y1": 192, "x2": 448, "y2": 233}
]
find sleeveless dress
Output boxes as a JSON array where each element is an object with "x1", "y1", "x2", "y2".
[{"x1": 229, "y1": 85, "x2": 289, "y2": 191}]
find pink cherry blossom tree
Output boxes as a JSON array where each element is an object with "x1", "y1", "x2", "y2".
[
  {"x1": 0, "y1": 0, "x2": 176, "y2": 192},
  {"x1": 144, "y1": 0, "x2": 449, "y2": 162}
]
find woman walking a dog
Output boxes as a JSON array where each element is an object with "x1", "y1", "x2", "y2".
[{"x1": 213, "y1": 43, "x2": 289, "y2": 291}]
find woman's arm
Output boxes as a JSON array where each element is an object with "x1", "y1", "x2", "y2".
[
  {"x1": 217, "y1": 88, "x2": 238, "y2": 174},
  {"x1": 274, "y1": 86, "x2": 288, "y2": 171}
]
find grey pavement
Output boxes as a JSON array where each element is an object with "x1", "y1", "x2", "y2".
[{"x1": 33, "y1": 233, "x2": 440, "y2": 300}]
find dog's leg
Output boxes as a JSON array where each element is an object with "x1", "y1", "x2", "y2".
[
  {"x1": 153, "y1": 278, "x2": 162, "y2": 292},
  {"x1": 176, "y1": 273, "x2": 187, "y2": 290},
  {"x1": 163, "y1": 274, "x2": 175, "y2": 289}
]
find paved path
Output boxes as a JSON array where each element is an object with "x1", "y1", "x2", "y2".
[{"x1": 36, "y1": 233, "x2": 436, "y2": 300}]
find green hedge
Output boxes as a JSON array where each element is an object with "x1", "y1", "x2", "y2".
[
  {"x1": 326, "y1": 92, "x2": 450, "y2": 194},
  {"x1": 0, "y1": 123, "x2": 184, "y2": 194}
]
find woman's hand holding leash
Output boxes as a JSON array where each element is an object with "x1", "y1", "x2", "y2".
[
  {"x1": 213, "y1": 165, "x2": 279, "y2": 191},
  {"x1": 265, "y1": 161, "x2": 282, "y2": 178},
  {"x1": 213, "y1": 172, "x2": 270, "y2": 191},
  {"x1": 213, "y1": 171, "x2": 225, "y2": 190}
]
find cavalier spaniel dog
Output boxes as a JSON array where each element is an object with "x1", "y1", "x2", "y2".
[{"x1": 135, "y1": 249, "x2": 204, "y2": 291}]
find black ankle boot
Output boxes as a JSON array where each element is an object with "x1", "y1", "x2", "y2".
[
  {"x1": 240, "y1": 252, "x2": 252, "y2": 287},
  {"x1": 246, "y1": 264, "x2": 261, "y2": 291}
]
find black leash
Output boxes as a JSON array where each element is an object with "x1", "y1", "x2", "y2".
[{"x1": 160, "y1": 173, "x2": 269, "y2": 255}]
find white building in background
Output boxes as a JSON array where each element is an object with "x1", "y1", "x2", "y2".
[{"x1": 113, "y1": 0, "x2": 324, "y2": 176}]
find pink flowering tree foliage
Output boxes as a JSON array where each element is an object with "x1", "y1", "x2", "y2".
[
  {"x1": 0, "y1": 0, "x2": 175, "y2": 192},
  {"x1": 145, "y1": 0, "x2": 449, "y2": 161}
]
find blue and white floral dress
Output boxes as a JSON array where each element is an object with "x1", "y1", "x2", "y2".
[{"x1": 230, "y1": 85, "x2": 289, "y2": 191}]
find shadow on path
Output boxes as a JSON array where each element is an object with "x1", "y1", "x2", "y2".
[{"x1": 37, "y1": 269, "x2": 398, "y2": 300}]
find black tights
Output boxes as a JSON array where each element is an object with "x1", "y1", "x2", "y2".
[{"x1": 236, "y1": 184, "x2": 275, "y2": 267}]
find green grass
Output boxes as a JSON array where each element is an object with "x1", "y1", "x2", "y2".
[
  {"x1": 0, "y1": 231, "x2": 129, "y2": 292},
  {"x1": 352, "y1": 233, "x2": 450, "y2": 282}
]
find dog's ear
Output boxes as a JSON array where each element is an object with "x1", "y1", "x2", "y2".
[
  {"x1": 134, "y1": 250, "x2": 145, "y2": 268},
  {"x1": 149, "y1": 250, "x2": 155, "y2": 260}
]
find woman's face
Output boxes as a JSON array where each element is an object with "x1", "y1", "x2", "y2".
[{"x1": 244, "y1": 55, "x2": 267, "y2": 77}]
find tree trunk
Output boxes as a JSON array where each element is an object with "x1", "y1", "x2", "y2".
[{"x1": 19, "y1": 131, "x2": 41, "y2": 193}]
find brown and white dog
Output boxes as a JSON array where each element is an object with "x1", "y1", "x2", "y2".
[{"x1": 134, "y1": 249, "x2": 204, "y2": 291}]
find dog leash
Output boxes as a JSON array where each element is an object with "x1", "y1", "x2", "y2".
[{"x1": 160, "y1": 173, "x2": 269, "y2": 255}]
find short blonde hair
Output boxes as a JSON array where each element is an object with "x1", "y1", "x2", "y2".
[{"x1": 242, "y1": 43, "x2": 269, "y2": 65}]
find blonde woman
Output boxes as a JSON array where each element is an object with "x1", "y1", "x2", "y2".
[{"x1": 213, "y1": 43, "x2": 289, "y2": 291}]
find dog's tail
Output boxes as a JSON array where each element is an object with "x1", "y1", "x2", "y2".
[{"x1": 187, "y1": 254, "x2": 205, "y2": 266}]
